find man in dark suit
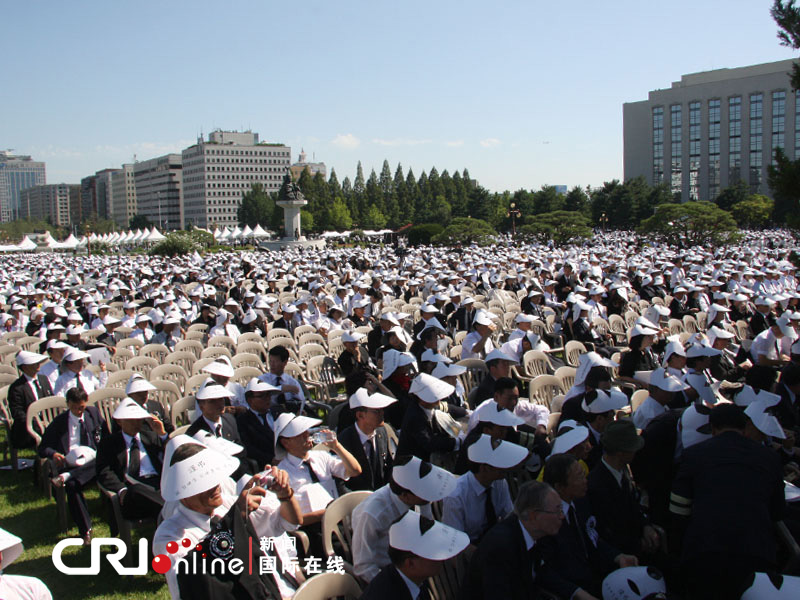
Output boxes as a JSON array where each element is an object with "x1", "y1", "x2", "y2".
[
  {"x1": 447, "y1": 298, "x2": 476, "y2": 334},
  {"x1": 368, "y1": 314, "x2": 396, "y2": 359},
  {"x1": 8, "y1": 350, "x2": 53, "y2": 449},
  {"x1": 124, "y1": 374, "x2": 173, "y2": 434},
  {"x1": 338, "y1": 388, "x2": 395, "y2": 491},
  {"x1": 38, "y1": 387, "x2": 106, "y2": 544},
  {"x1": 670, "y1": 403, "x2": 785, "y2": 599},
  {"x1": 96, "y1": 398, "x2": 166, "y2": 521},
  {"x1": 271, "y1": 305, "x2": 297, "y2": 335},
  {"x1": 542, "y1": 453, "x2": 636, "y2": 599},
  {"x1": 464, "y1": 481, "x2": 570, "y2": 600},
  {"x1": 749, "y1": 298, "x2": 773, "y2": 337},
  {"x1": 396, "y1": 374, "x2": 458, "y2": 462},
  {"x1": 776, "y1": 363, "x2": 800, "y2": 429},
  {"x1": 235, "y1": 378, "x2": 280, "y2": 469},
  {"x1": 186, "y1": 382, "x2": 254, "y2": 476},
  {"x1": 587, "y1": 420, "x2": 661, "y2": 557},
  {"x1": 361, "y1": 511, "x2": 469, "y2": 600}
]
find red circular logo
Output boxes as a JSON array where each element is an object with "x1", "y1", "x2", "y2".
[{"x1": 151, "y1": 554, "x2": 172, "y2": 574}]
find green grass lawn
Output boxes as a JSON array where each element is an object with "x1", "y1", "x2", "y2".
[{"x1": 0, "y1": 441, "x2": 170, "y2": 599}]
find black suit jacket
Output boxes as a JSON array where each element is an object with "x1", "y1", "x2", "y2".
[
  {"x1": 750, "y1": 311, "x2": 769, "y2": 337},
  {"x1": 186, "y1": 413, "x2": 255, "y2": 474},
  {"x1": 272, "y1": 318, "x2": 294, "y2": 334},
  {"x1": 547, "y1": 497, "x2": 618, "y2": 598},
  {"x1": 448, "y1": 306, "x2": 475, "y2": 333},
  {"x1": 360, "y1": 563, "x2": 415, "y2": 600},
  {"x1": 38, "y1": 406, "x2": 105, "y2": 459},
  {"x1": 338, "y1": 424, "x2": 392, "y2": 491},
  {"x1": 396, "y1": 402, "x2": 457, "y2": 462},
  {"x1": 8, "y1": 373, "x2": 54, "y2": 448},
  {"x1": 587, "y1": 461, "x2": 647, "y2": 555},
  {"x1": 235, "y1": 410, "x2": 275, "y2": 469},
  {"x1": 96, "y1": 429, "x2": 165, "y2": 493},
  {"x1": 776, "y1": 382, "x2": 799, "y2": 429},
  {"x1": 463, "y1": 514, "x2": 560, "y2": 600}
]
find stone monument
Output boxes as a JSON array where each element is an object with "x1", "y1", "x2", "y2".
[{"x1": 275, "y1": 174, "x2": 306, "y2": 240}]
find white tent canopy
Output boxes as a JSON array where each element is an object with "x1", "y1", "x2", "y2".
[
  {"x1": 145, "y1": 227, "x2": 166, "y2": 242},
  {"x1": 251, "y1": 224, "x2": 270, "y2": 238}
]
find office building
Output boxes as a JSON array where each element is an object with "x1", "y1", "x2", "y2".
[
  {"x1": 623, "y1": 59, "x2": 798, "y2": 202},
  {"x1": 181, "y1": 129, "x2": 290, "y2": 228},
  {"x1": 0, "y1": 151, "x2": 46, "y2": 222},
  {"x1": 133, "y1": 154, "x2": 182, "y2": 230},
  {"x1": 95, "y1": 168, "x2": 119, "y2": 220},
  {"x1": 289, "y1": 149, "x2": 326, "y2": 181},
  {"x1": 19, "y1": 184, "x2": 79, "y2": 227},
  {"x1": 80, "y1": 175, "x2": 97, "y2": 220},
  {"x1": 110, "y1": 164, "x2": 137, "y2": 227}
]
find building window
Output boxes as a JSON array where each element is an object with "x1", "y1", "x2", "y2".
[
  {"x1": 670, "y1": 105, "x2": 682, "y2": 196},
  {"x1": 750, "y1": 93, "x2": 763, "y2": 192},
  {"x1": 708, "y1": 99, "x2": 721, "y2": 199},
  {"x1": 729, "y1": 96, "x2": 742, "y2": 183},
  {"x1": 688, "y1": 102, "x2": 701, "y2": 201},
  {"x1": 772, "y1": 90, "x2": 786, "y2": 164}
]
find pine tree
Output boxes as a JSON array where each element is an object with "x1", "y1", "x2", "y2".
[
  {"x1": 365, "y1": 169, "x2": 383, "y2": 217},
  {"x1": 328, "y1": 169, "x2": 342, "y2": 199}
]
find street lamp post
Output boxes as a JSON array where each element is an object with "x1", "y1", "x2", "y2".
[
  {"x1": 507, "y1": 202, "x2": 522, "y2": 237},
  {"x1": 599, "y1": 212, "x2": 608, "y2": 232}
]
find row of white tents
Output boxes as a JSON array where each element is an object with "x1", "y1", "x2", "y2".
[{"x1": 0, "y1": 227, "x2": 169, "y2": 252}]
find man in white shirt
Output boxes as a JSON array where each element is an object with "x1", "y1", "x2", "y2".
[
  {"x1": 201, "y1": 356, "x2": 246, "y2": 409},
  {"x1": 351, "y1": 455, "x2": 457, "y2": 582},
  {"x1": 154, "y1": 437, "x2": 303, "y2": 599},
  {"x1": 633, "y1": 368, "x2": 688, "y2": 430},
  {"x1": 129, "y1": 314, "x2": 155, "y2": 343},
  {"x1": 461, "y1": 311, "x2": 496, "y2": 360},
  {"x1": 53, "y1": 346, "x2": 107, "y2": 397},
  {"x1": 0, "y1": 528, "x2": 52, "y2": 600},
  {"x1": 442, "y1": 434, "x2": 525, "y2": 544},
  {"x1": 751, "y1": 314, "x2": 795, "y2": 367}
]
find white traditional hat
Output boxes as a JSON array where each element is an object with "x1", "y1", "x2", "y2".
[
  {"x1": 601, "y1": 566, "x2": 667, "y2": 600},
  {"x1": 473, "y1": 310, "x2": 495, "y2": 326},
  {"x1": 550, "y1": 420, "x2": 590, "y2": 456},
  {"x1": 744, "y1": 394, "x2": 786, "y2": 439},
  {"x1": 645, "y1": 367, "x2": 688, "y2": 392},
  {"x1": 775, "y1": 314, "x2": 798, "y2": 340},
  {"x1": 201, "y1": 356, "x2": 235, "y2": 378},
  {"x1": 113, "y1": 397, "x2": 152, "y2": 420},
  {"x1": 485, "y1": 348, "x2": 518, "y2": 364},
  {"x1": 629, "y1": 323, "x2": 658, "y2": 338},
  {"x1": 392, "y1": 455, "x2": 457, "y2": 502},
  {"x1": 65, "y1": 446, "x2": 97, "y2": 468},
  {"x1": 65, "y1": 325, "x2": 84, "y2": 336},
  {"x1": 740, "y1": 572, "x2": 800, "y2": 599},
  {"x1": 680, "y1": 403, "x2": 714, "y2": 449},
  {"x1": 16, "y1": 350, "x2": 47, "y2": 366},
  {"x1": 575, "y1": 352, "x2": 618, "y2": 387},
  {"x1": 431, "y1": 362, "x2": 467, "y2": 379},
  {"x1": 160, "y1": 438, "x2": 239, "y2": 502},
  {"x1": 706, "y1": 326, "x2": 735, "y2": 345},
  {"x1": 273, "y1": 414, "x2": 322, "y2": 445},
  {"x1": 474, "y1": 400, "x2": 524, "y2": 427},
  {"x1": 685, "y1": 343, "x2": 721, "y2": 358},
  {"x1": 420, "y1": 349, "x2": 451, "y2": 364},
  {"x1": 62, "y1": 347, "x2": 90, "y2": 362},
  {"x1": 192, "y1": 430, "x2": 245, "y2": 456},
  {"x1": 382, "y1": 349, "x2": 417, "y2": 379},
  {"x1": 341, "y1": 331, "x2": 366, "y2": 343},
  {"x1": 409, "y1": 373, "x2": 454, "y2": 404},
  {"x1": 662, "y1": 339, "x2": 686, "y2": 366},
  {"x1": 0, "y1": 527, "x2": 24, "y2": 570},
  {"x1": 245, "y1": 378, "x2": 280, "y2": 394},
  {"x1": 684, "y1": 373, "x2": 724, "y2": 405},
  {"x1": 467, "y1": 434, "x2": 528, "y2": 469},
  {"x1": 195, "y1": 382, "x2": 234, "y2": 401},
  {"x1": 126, "y1": 374, "x2": 156, "y2": 395},
  {"x1": 581, "y1": 388, "x2": 628, "y2": 413},
  {"x1": 388, "y1": 510, "x2": 469, "y2": 561},
  {"x1": 349, "y1": 387, "x2": 397, "y2": 409}
]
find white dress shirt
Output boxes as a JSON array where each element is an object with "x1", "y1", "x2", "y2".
[
  {"x1": 351, "y1": 484, "x2": 433, "y2": 582},
  {"x1": 153, "y1": 487, "x2": 299, "y2": 599},
  {"x1": 0, "y1": 575, "x2": 53, "y2": 600},
  {"x1": 67, "y1": 412, "x2": 84, "y2": 451},
  {"x1": 278, "y1": 450, "x2": 348, "y2": 512},
  {"x1": 442, "y1": 471, "x2": 513, "y2": 543},
  {"x1": 54, "y1": 368, "x2": 106, "y2": 397},
  {"x1": 461, "y1": 331, "x2": 494, "y2": 360},
  {"x1": 258, "y1": 372, "x2": 306, "y2": 404},
  {"x1": 750, "y1": 328, "x2": 782, "y2": 364}
]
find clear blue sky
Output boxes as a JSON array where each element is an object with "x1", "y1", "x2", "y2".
[{"x1": 2, "y1": 0, "x2": 796, "y2": 193}]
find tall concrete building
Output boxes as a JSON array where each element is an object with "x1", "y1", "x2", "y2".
[
  {"x1": 133, "y1": 154, "x2": 182, "y2": 229},
  {"x1": 181, "y1": 130, "x2": 290, "y2": 228},
  {"x1": 95, "y1": 168, "x2": 119, "y2": 220},
  {"x1": 19, "y1": 184, "x2": 79, "y2": 227},
  {"x1": 110, "y1": 164, "x2": 137, "y2": 227},
  {"x1": 0, "y1": 151, "x2": 46, "y2": 222},
  {"x1": 290, "y1": 149, "x2": 326, "y2": 181},
  {"x1": 624, "y1": 59, "x2": 798, "y2": 202},
  {"x1": 80, "y1": 175, "x2": 97, "y2": 220}
]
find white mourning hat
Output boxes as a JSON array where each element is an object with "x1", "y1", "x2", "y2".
[
  {"x1": 126, "y1": 374, "x2": 156, "y2": 395},
  {"x1": 201, "y1": 356, "x2": 235, "y2": 378},
  {"x1": 16, "y1": 350, "x2": 47, "y2": 366},
  {"x1": 549, "y1": 419, "x2": 590, "y2": 456},
  {"x1": 467, "y1": 434, "x2": 529, "y2": 469},
  {"x1": 112, "y1": 397, "x2": 152, "y2": 420},
  {"x1": 388, "y1": 510, "x2": 469, "y2": 561},
  {"x1": 160, "y1": 435, "x2": 239, "y2": 502},
  {"x1": 409, "y1": 373, "x2": 454, "y2": 404},
  {"x1": 392, "y1": 455, "x2": 457, "y2": 502},
  {"x1": 474, "y1": 400, "x2": 524, "y2": 427},
  {"x1": 581, "y1": 388, "x2": 628, "y2": 413},
  {"x1": 348, "y1": 387, "x2": 397, "y2": 409}
]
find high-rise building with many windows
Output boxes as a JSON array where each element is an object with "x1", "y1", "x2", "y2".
[
  {"x1": 133, "y1": 154, "x2": 182, "y2": 230},
  {"x1": 181, "y1": 130, "x2": 290, "y2": 228},
  {"x1": 19, "y1": 183, "x2": 79, "y2": 227},
  {"x1": 624, "y1": 59, "x2": 797, "y2": 202},
  {"x1": 0, "y1": 151, "x2": 46, "y2": 222}
]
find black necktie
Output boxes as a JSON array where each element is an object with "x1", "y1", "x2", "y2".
[
  {"x1": 75, "y1": 374, "x2": 86, "y2": 394},
  {"x1": 303, "y1": 460, "x2": 320, "y2": 483},
  {"x1": 417, "y1": 580, "x2": 431, "y2": 600},
  {"x1": 484, "y1": 487, "x2": 497, "y2": 531},
  {"x1": 128, "y1": 437, "x2": 140, "y2": 477},
  {"x1": 568, "y1": 505, "x2": 588, "y2": 558},
  {"x1": 365, "y1": 438, "x2": 379, "y2": 482},
  {"x1": 79, "y1": 419, "x2": 89, "y2": 445},
  {"x1": 32, "y1": 377, "x2": 43, "y2": 398},
  {"x1": 214, "y1": 424, "x2": 222, "y2": 438}
]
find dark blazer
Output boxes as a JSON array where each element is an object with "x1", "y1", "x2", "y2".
[
  {"x1": 272, "y1": 318, "x2": 294, "y2": 335},
  {"x1": 96, "y1": 429, "x2": 165, "y2": 493},
  {"x1": 367, "y1": 325, "x2": 386, "y2": 358},
  {"x1": 235, "y1": 409, "x2": 275, "y2": 469},
  {"x1": 587, "y1": 462, "x2": 647, "y2": 555},
  {"x1": 396, "y1": 402, "x2": 457, "y2": 462},
  {"x1": 463, "y1": 514, "x2": 558, "y2": 600},
  {"x1": 8, "y1": 373, "x2": 54, "y2": 448},
  {"x1": 187, "y1": 413, "x2": 255, "y2": 475},
  {"x1": 38, "y1": 406, "x2": 105, "y2": 459},
  {"x1": 360, "y1": 563, "x2": 415, "y2": 600},
  {"x1": 338, "y1": 424, "x2": 392, "y2": 491},
  {"x1": 776, "y1": 382, "x2": 799, "y2": 429},
  {"x1": 547, "y1": 497, "x2": 618, "y2": 598},
  {"x1": 448, "y1": 306, "x2": 475, "y2": 333},
  {"x1": 749, "y1": 311, "x2": 770, "y2": 337}
]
